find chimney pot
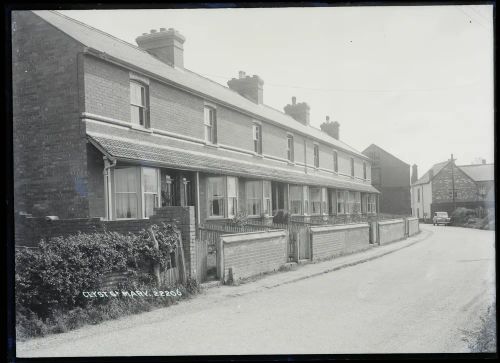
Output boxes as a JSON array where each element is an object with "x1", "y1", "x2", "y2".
[
  {"x1": 411, "y1": 164, "x2": 418, "y2": 184},
  {"x1": 326, "y1": 115, "x2": 330, "y2": 122},
  {"x1": 238, "y1": 71, "x2": 246, "y2": 79},
  {"x1": 292, "y1": 96, "x2": 296, "y2": 105},
  {"x1": 150, "y1": 29, "x2": 157, "y2": 33},
  {"x1": 160, "y1": 27, "x2": 166, "y2": 32}
]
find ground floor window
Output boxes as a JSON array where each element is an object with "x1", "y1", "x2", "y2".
[
  {"x1": 367, "y1": 194, "x2": 377, "y2": 213},
  {"x1": 227, "y1": 176, "x2": 238, "y2": 218},
  {"x1": 303, "y1": 186, "x2": 309, "y2": 215},
  {"x1": 113, "y1": 166, "x2": 160, "y2": 219},
  {"x1": 245, "y1": 180, "x2": 272, "y2": 217},
  {"x1": 310, "y1": 187, "x2": 322, "y2": 215},
  {"x1": 290, "y1": 185, "x2": 303, "y2": 215},
  {"x1": 207, "y1": 176, "x2": 226, "y2": 217},
  {"x1": 337, "y1": 190, "x2": 347, "y2": 214}
]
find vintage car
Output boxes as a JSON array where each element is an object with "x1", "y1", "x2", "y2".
[{"x1": 433, "y1": 211, "x2": 451, "y2": 226}]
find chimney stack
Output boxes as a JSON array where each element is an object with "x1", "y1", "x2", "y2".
[
  {"x1": 227, "y1": 71, "x2": 264, "y2": 104},
  {"x1": 428, "y1": 169, "x2": 434, "y2": 181},
  {"x1": 284, "y1": 96, "x2": 310, "y2": 126},
  {"x1": 136, "y1": 28, "x2": 186, "y2": 68},
  {"x1": 411, "y1": 164, "x2": 418, "y2": 184},
  {"x1": 320, "y1": 115, "x2": 340, "y2": 139}
]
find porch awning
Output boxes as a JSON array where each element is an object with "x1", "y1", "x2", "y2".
[{"x1": 87, "y1": 132, "x2": 380, "y2": 194}]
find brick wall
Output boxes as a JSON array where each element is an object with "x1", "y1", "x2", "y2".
[
  {"x1": 219, "y1": 230, "x2": 287, "y2": 283},
  {"x1": 432, "y1": 162, "x2": 478, "y2": 202},
  {"x1": 378, "y1": 219, "x2": 405, "y2": 245},
  {"x1": 15, "y1": 206, "x2": 197, "y2": 276},
  {"x1": 12, "y1": 11, "x2": 89, "y2": 218},
  {"x1": 407, "y1": 217, "x2": 419, "y2": 236},
  {"x1": 310, "y1": 224, "x2": 370, "y2": 261}
]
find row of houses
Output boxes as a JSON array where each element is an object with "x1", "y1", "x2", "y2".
[{"x1": 13, "y1": 10, "x2": 381, "y2": 229}]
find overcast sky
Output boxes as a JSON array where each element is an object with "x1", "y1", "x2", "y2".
[{"x1": 60, "y1": 6, "x2": 494, "y2": 176}]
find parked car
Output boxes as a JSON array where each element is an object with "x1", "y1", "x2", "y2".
[{"x1": 433, "y1": 212, "x2": 451, "y2": 226}]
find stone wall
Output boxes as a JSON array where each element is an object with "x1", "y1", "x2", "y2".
[{"x1": 219, "y1": 230, "x2": 287, "y2": 283}]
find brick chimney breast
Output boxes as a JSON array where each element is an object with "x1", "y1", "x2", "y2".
[
  {"x1": 227, "y1": 72, "x2": 264, "y2": 104},
  {"x1": 136, "y1": 28, "x2": 186, "y2": 68},
  {"x1": 284, "y1": 97, "x2": 310, "y2": 126}
]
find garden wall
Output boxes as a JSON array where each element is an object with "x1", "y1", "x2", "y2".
[
  {"x1": 378, "y1": 219, "x2": 406, "y2": 245},
  {"x1": 219, "y1": 230, "x2": 287, "y2": 283},
  {"x1": 407, "y1": 217, "x2": 420, "y2": 236},
  {"x1": 15, "y1": 206, "x2": 197, "y2": 277},
  {"x1": 310, "y1": 223, "x2": 370, "y2": 261}
]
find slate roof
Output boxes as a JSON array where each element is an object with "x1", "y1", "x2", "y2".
[
  {"x1": 33, "y1": 10, "x2": 368, "y2": 159},
  {"x1": 459, "y1": 164, "x2": 495, "y2": 182},
  {"x1": 87, "y1": 132, "x2": 380, "y2": 193},
  {"x1": 412, "y1": 161, "x2": 449, "y2": 185}
]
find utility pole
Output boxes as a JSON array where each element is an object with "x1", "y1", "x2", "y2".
[{"x1": 451, "y1": 153, "x2": 456, "y2": 211}]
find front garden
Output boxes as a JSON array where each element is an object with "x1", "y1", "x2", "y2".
[{"x1": 15, "y1": 223, "x2": 200, "y2": 341}]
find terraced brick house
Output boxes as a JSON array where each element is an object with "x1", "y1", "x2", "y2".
[
  {"x1": 13, "y1": 10, "x2": 379, "y2": 231},
  {"x1": 411, "y1": 158, "x2": 494, "y2": 220}
]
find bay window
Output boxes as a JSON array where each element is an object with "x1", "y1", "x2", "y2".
[
  {"x1": 227, "y1": 176, "x2": 238, "y2": 218},
  {"x1": 290, "y1": 185, "x2": 303, "y2": 215},
  {"x1": 337, "y1": 190, "x2": 347, "y2": 214},
  {"x1": 245, "y1": 180, "x2": 272, "y2": 216},
  {"x1": 207, "y1": 176, "x2": 225, "y2": 217},
  {"x1": 113, "y1": 166, "x2": 160, "y2": 219},
  {"x1": 114, "y1": 168, "x2": 139, "y2": 219},
  {"x1": 310, "y1": 187, "x2": 322, "y2": 215},
  {"x1": 142, "y1": 167, "x2": 160, "y2": 218},
  {"x1": 321, "y1": 187, "x2": 328, "y2": 215},
  {"x1": 263, "y1": 181, "x2": 272, "y2": 215},
  {"x1": 303, "y1": 186, "x2": 309, "y2": 215},
  {"x1": 368, "y1": 195, "x2": 377, "y2": 214}
]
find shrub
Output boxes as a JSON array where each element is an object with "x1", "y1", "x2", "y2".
[
  {"x1": 450, "y1": 207, "x2": 476, "y2": 225},
  {"x1": 15, "y1": 224, "x2": 201, "y2": 340},
  {"x1": 273, "y1": 210, "x2": 289, "y2": 225}
]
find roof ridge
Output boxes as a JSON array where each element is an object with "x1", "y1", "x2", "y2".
[{"x1": 458, "y1": 163, "x2": 494, "y2": 167}]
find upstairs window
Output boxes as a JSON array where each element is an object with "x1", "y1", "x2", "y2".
[
  {"x1": 204, "y1": 106, "x2": 217, "y2": 144},
  {"x1": 130, "y1": 81, "x2": 149, "y2": 127},
  {"x1": 253, "y1": 123, "x2": 262, "y2": 154},
  {"x1": 287, "y1": 135, "x2": 294, "y2": 162},
  {"x1": 350, "y1": 158, "x2": 355, "y2": 177},
  {"x1": 313, "y1": 144, "x2": 320, "y2": 168},
  {"x1": 333, "y1": 150, "x2": 338, "y2": 173},
  {"x1": 363, "y1": 162, "x2": 367, "y2": 180}
]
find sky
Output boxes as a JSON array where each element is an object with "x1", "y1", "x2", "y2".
[{"x1": 60, "y1": 5, "x2": 494, "y2": 176}]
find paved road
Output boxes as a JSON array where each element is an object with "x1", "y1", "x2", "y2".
[{"x1": 18, "y1": 225, "x2": 495, "y2": 356}]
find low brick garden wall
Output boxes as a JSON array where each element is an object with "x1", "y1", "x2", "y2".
[
  {"x1": 407, "y1": 217, "x2": 420, "y2": 236},
  {"x1": 218, "y1": 230, "x2": 287, "y2": 283},
  {"x1": 15, "y1": 206, "x2": 197, "y2": 277},
  {"x1": 378, "y1": 219, "x2": 406, "y2": 245},
  {"x1": 310, "y1": 223, "x2": 370, "y2": 261}
]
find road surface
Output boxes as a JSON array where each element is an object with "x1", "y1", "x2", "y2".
[{"x1": 18, "y1": 224, "x2": 495, "y2": 356}]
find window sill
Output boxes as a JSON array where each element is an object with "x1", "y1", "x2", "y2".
[
  {"x1": 253, "y1": 153, "x2": 264, "y2": 158},
  {"x1": 206, "y1": 216, "x2": 226, "y2": 220},
  {"x1": 130, "y1": 124, "x2": 153, "y2": 133},
  {"x1": 287, "y1": 161, "x2": 295, "y2": 166},
  {"x1": 204, "y1": 142, "x2": 219, "y2": 149}
]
